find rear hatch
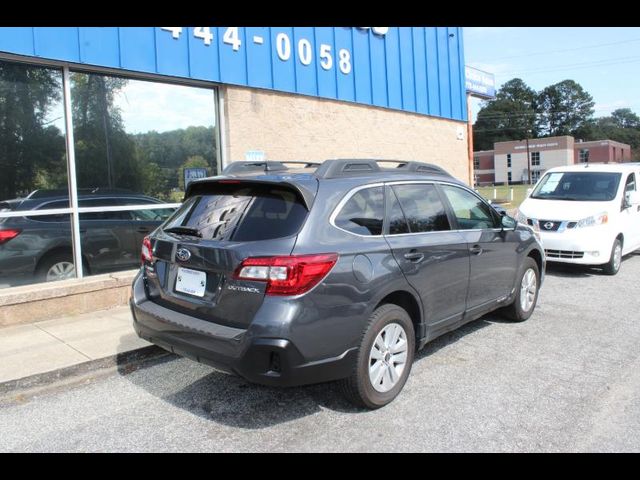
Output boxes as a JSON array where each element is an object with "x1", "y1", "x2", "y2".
[{"x1": 143, "y1": 180, "x2": 316, "y2": 329}]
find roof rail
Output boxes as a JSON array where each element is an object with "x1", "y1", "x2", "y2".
[
  {"x1": 315, "y1": 159, "x2": 452, "y2": 179},
  {"x1": 221, "y1": 160, "x2": 321, "y2": 175}
]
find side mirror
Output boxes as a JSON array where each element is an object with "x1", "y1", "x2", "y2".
[
  {"x1": 526, "y1": 188, "x2": 533, "y2": 198},
  {"x1": 501, "y1": 215, "x2": 517, "y2": 230},
  {"x1": 625, "y1": 190, "x2": 640, "y2": 208}
]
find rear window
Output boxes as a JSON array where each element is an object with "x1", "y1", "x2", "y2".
[
  {"x1": 162, "y1": 184, "x2": 308, "y2": 241},
  {"x1": 334, "y1": 186, "x2": 384, "y2": 236}
]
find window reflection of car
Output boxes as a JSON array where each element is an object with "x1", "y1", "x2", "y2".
[{"x1": 0, "y1": 190, "x2": 176, "y2": 287}]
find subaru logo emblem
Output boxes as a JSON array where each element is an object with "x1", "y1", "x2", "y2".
[
  {"x1": 176, "y1": 248, "x2": 191, "y2": 262},
  {"x1": 544, "y1": 222, "x2": 554, "y2": 230}
]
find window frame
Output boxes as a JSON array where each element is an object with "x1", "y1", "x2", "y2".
[{"x1": 531, "y1": 151, "x2": 541, "y2": 166}]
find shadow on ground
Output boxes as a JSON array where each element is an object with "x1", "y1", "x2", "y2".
[{"x1": 117, "y1": 313, "x2": 498, "y2": 429}]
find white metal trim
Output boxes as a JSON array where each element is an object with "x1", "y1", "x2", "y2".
[
  {"x1": 0, "y1": 203, "x2": 181, "y2": 219},
  {"x1": 62, "y1": 66, "x2": 84, "y2": 279}
]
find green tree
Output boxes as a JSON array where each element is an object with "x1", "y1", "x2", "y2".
[
  {"x1": 536, "y1": 80, "x2": 595, "y2": 136},
  {"x1": 71, "y1": 73, "x2": 147, "y2": 194},
  {"x1": 0, "y1": 62, "x2": 66, "y2": 199},
  {"x1": 473, "y1": 78, "x2": 538, "y2": 151}
]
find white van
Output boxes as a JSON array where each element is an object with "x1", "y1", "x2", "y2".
[{"x1": 514, "y1": 163, "x2": 640, "y2": 275}]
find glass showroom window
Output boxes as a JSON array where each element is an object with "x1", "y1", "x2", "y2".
[
  {"x1": 0, "y1": 59, "x2": 76, "y2": 289},
  {"x1": 70, "y1": 71, "x2": 219, "y2": 278},
  {"x1": 0, "y1": 57, "x2": 220, "y2": 289}
]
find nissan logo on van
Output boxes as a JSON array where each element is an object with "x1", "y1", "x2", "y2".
[{"x1": 176, "y1": 248, "x2": 191, "y2": 262}]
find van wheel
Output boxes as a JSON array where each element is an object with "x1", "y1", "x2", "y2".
[
  {"x1": 602, "y1": 238, "x2": 622, "y2": 276},
  {"x1": 501, "y1": 257, "x2": 540, "y2": 322},
  {"x1": 339, "y1": 304, "x2": 415, "y2": 409},
  {"x1": 36, "y1": 253, "x2": 78, "y2": 282}
]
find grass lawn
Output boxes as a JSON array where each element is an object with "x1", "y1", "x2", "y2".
[{"x1": 475, "y1": 184, "x2": 533, "y2": 210}]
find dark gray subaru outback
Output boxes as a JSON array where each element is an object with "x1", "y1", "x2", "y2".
[{"x1": 130, "y1": 159, "x2": 545, "y2": 408}]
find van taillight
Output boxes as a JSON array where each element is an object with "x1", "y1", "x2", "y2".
[
  {"x1": 234, "y1": 253, "x2": 338, "y2": 296},
  {"x1": 141, "y1": 236, "x2": 153, "y2": 264},
  {"x1": 0, "y1": 229, "x2": 21, "y2": 245}
]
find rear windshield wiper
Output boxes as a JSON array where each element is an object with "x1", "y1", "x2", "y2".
[{"x1": 163, "y1": 226, "x2": 202, "y2": 237}]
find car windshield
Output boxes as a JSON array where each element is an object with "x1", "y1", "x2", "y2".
[{"x1": 530, "y1": 171, "x2": 622, "y2": 201}]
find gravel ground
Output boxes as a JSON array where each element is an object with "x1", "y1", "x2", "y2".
[{"x1": 1, "y1": 253, "x2": 640, "y2": 452}]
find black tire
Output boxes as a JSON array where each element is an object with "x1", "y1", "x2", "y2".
[
  {"x1": 339, "y1": 304, "x2": 415, "y2": 409},
  {"x1": 36, "y1": 252, "x2": 78, "y2": 282},
  {"x1": 501, "y1": 257, "x2": 540, "y2": 322},
  {"x1": 602, "y1": 238, "x2": 622, "y2": 276}
]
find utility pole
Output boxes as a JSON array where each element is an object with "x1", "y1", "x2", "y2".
[
  {"x1": 525, "y1": 136, "x2": 531, "y2": 185},
  {"x1": 467, "y1": 93, "x2": 474, "y2": 187}
]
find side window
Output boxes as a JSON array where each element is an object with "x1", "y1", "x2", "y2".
[
  {"x1": 33, "y1": 200, "x2": 70, "y2": 223},
  {"x1": 625, "y1": 173, "x2": 636, "y2": 193},
  {"x1": 391, "y1": 184, "x2": 451, "y2": 233},
  {"x1": 78, "y1": 199, "x2": 130, "y2": 221},
  {"x1": 387, "y1": 188, "x2": 410, "y2": 235},
  {"x1": 334, "y1": 186, "x2": 384, "y2": 236},
  {"x1": 440, "y1": 185, "x2": 497, "y2": 230}
]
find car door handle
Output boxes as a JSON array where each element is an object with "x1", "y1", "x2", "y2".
[
  {"x1": 470, "y1": 245, "x2": 483, "y2": 255},
  {"x1": 403, "y1": 251, "x2": 425, "y2": 262},
  {"x1": 137, "y1": 227, "x2": 150, "y2": 233}
]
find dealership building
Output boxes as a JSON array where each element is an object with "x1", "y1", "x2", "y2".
[
  {"x1": 473, "y1": 136, "x2": 632, "y2": 186},
  {"x1": 0, "y1": 27, "x2": 470, "y2": 324}
]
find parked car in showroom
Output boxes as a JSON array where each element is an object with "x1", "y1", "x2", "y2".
[
  {"x1": 0, "y1": 189, "x2": 176, "y2": 287},
  {"x1": 514, "y1": 163, "x2": 640, "y2": 275},
  {"x1": 131, "y1": 159, "x2": 545, "y2": 409}
]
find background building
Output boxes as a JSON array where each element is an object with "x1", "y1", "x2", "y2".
[
  {"x1": 474, "y1": 135, "x2": 632, "y2": 185},
  {"x1": 0, "y1": 27, "x2": 470, "y2": 294}
]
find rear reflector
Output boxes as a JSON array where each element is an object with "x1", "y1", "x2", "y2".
[
  {"x1": 234, "y1": 253, "x2": 338, "y2": 296},
  {"x1": 0, "y1": 229, "x2": 21, "y2": 245}
]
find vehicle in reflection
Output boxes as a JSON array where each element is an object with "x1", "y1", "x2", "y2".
[{"x1": 0, "y1": 189, "x2": 176, "y2": 287}]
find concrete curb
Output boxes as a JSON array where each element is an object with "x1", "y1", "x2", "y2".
[{"x1": 0, "y1": 345, "x2": 172, "y2": 402}]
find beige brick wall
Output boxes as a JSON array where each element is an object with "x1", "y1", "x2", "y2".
[{"x1": 222, "y1": 86, "x2": 471, "y2": 183}]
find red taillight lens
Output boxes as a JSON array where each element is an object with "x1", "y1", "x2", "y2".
[
  {"x1": 141, "y1": 236, "x2": 153, "y2": 264},
  {"x1": 234, "y1": 253, "x2": 338, "y2": 296},
  {"x1": 0, "y1": 229, "x2": 21, "y2": 245}
]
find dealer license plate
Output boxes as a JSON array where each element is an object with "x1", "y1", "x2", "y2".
[{"x1": 175, "y1": 267, "x2": 206, "y2": 297}]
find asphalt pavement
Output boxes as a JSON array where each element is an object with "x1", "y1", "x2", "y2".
[{"x1": 1, "y1": 253, "x2": 640, "y2": 452}]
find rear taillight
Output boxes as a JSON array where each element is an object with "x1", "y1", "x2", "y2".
[
  {"x1": 141, "y1": 236, "x2": 153, "y2": 264},
  {"x1": 234, "y1": 253, "x2": 338, "y2": 296},
  {"x1": 0, "y1": 229, "x2": 21, "y2": 245}
]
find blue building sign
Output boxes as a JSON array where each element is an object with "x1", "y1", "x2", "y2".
[
  {"x1": 465, "y1": 66, "x2": 496, "y2": 99},
  {"x1": 184, "y1": 167, "x2": 209, "y2": 188},
  {"x1": 0, "y1": 27, "x2": 467, "y2": 121}
]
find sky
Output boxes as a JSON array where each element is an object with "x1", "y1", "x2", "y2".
[{"x1": 463, "y1": 27, "x2": 640, "y2": 123}]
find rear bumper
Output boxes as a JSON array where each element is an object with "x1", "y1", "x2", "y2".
[{"x1": 130, "y1": 271, "x2": 356, "y2": 387}]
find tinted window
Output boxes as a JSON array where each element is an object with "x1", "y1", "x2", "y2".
[
  {"x1": 163, "y1": 184, "x2": 308, "y2": 241},
  {"x1": 391, "y1": 184, "x2": 450, "y2": 233},
  {"x1": 334, "y1": 186, "x2": 384, "y2": 236},
  {"x1": 387, "y1": 189, "x2": 409, "y2": 235},
  {"x1": 441, "y1": 185, "x2": 497, "y2": 230},
  {"x1": 625, "y1": 173, "x2": 636, "y2": 193},
  {"x1": 32, "y1": 200, "x2": 70, "y2": 223}
]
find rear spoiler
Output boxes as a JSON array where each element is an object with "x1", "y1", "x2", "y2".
[{"x1": 184, "y1": 177, "x2": 318, "y2": 210}]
